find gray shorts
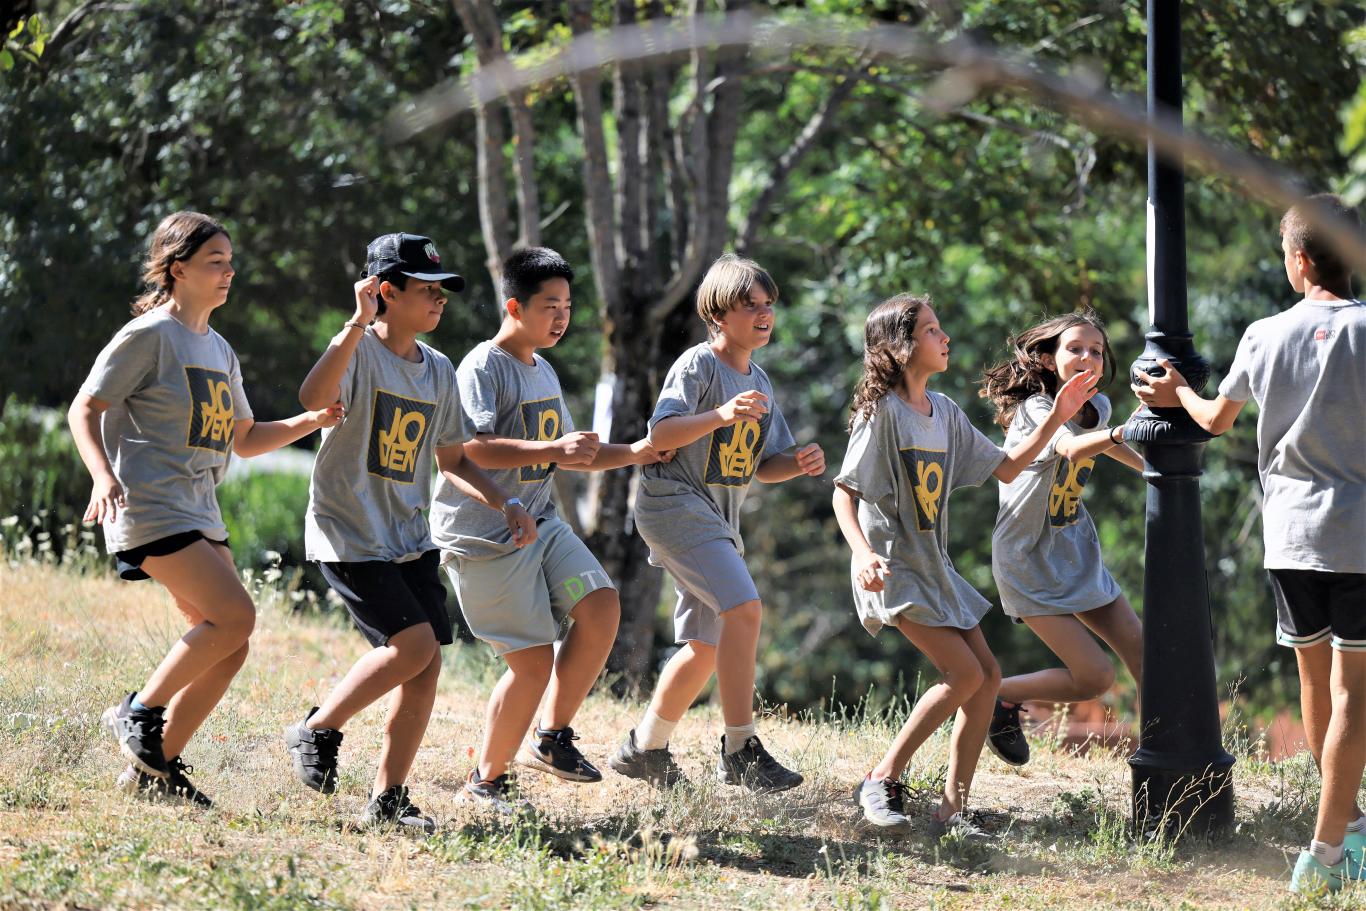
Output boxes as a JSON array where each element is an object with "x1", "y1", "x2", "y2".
[
  {"x1": 657, "y1": 538, "x2": 761, "y2": 647},
  {"x1": 443, "y1": 517, "x2": 614, "y2": 656}
]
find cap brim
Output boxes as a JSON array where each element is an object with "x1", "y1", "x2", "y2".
[{"x1": 403, "y1": 270, "x2": 465, "y2": 292}]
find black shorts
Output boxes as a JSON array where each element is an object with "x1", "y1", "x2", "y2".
[
  {"x1": 115, "y1": 531, "x2": 230, "y2": 582},
  {"x1": 317, "y1": 550, "x2": 453, "y2": 648},
  {"x1": 1270, "y1": 569, "x2": 1366, "y2": 652}
]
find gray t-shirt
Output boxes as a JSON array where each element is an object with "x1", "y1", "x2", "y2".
[
  {"x1": 1218, "y1": 298, "x2": 1366, "y2": 573},
  {"x1": 305, "y1": 328, "x2": 471, "y2": 563},
  {"x1": 80, "y1": 310, "x2": 253, "y2": 553},
  {"x1": 430, "y1": 341, "x2": 572, "y2": 560},
  {"x1": 992, "y1": 393, "x2": 1122, "y2": 618},
  {"x1": 835, "y1": 391, "x2": 1005, "y2": 633},
  {"x1": 634, "y1": 343, "x2": 796, "y2": 561}
]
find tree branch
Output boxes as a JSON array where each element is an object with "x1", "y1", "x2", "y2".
[{"x1": 568, "y1": 0, "x2": 621, "y2": 308}]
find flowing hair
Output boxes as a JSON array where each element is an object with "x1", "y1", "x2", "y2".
[
  {"x1": 131, "y1": 211, "x2": 230, "y2": 315},
  {"x1": 848, "y1": 293, "x2": 930, "y2": 432},
  {"x1": 979, "y1": 309, "x2": 1115, "y2": 428}
]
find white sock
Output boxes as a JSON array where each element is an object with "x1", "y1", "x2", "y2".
[
  {"x1": 1309, "y1": 839, "x2": 1344, "y2": 867},
  {"x1": 635, "y1": 710, "x2": 676, "y2": 751},
  {"x1": 1347, "y1": 815, "x2": 1366, "y2": 834},
  {"x1": 723, "y1": 722, "x2": 757, "y2": 754}
]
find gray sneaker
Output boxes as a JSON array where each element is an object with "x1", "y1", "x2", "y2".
[
  {"x1": 607, "y1": 729, "x2": 686, "y2": 788},
  {"x1": 459, "y1": 770, "x2": 532, "y2": 816},
  {"x1": 928, "y1": 810, "x2": 993, "y2": 841},
  {"x1": 854, "y1": 776, "x2": 912, "y2": 834},
  {"x1": 283, "y1": 707, "x2": 343, "y2": 794},
  {"x1": 716, "y1": 735, "x2": 803, "y2": 793},
  {"x1": 357, "y1": 785, "x2": 435, "y2": 835}
]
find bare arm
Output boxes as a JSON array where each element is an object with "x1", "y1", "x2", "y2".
[
  {"x1": 435, "y1": 443, "x2": 538, "y2": 547},
  {"x1": 233, "y1": 407, "x2": 342, "y2": 459},
  {"x1": 833, "y1": 483, "x2": 890, "y2": 592},
  {"x1": 993, "y1": 370, "x2": 1100, "y2": 484},
  {"x1": 648, "y1": 389, "x2": 770, "y2": 452},
  {"x1": 299, "y1": 278, "x2": 378, "y2": 410},
  {"x1": 1130, "y1": 357, "x2": 1246, "y2": 435},
  {"x1": 464, "y1": 431, "x2": 601, "y2": 470},
  {"x1": 1104, "y1": 442, "x2": 1146, "y2": 472},
  {"x1": 755, "y1": 443, "x2": 826, "y2": 483},
  {"x1": 564, "y1": 438, "x2": 668, "y2": 472},
  {"x1": 67, "y1": 393, "x2": 124, "y2": 524}
]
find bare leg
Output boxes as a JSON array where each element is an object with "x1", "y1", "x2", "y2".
[
  {"x1": 309, "y1": 623, "x2": 439, "y2": 732},
  {"x1": 1077, "y1": 594, "x2": 1144, "y2": 687},
  {"x1": 871, "y1": 620, "x2": 986, "y2": 782},
  {"x1": 997, "y1": 614, "x2": 1116, "y2": 705},
  {"x1": 940, "y1": 626, "x2": 1001, "y2": 818},
  {"x1": 159, "y1": 543, "x2": 250, "y2": 758},
  {"x1": 715, "y1": 600, "x2": 762, "y2": 728},
  {"x1": 1297, "y1": 643, "x2": 1364, "y2": 821},
  {"x1": 540, "y1": 589, "x2": 620, "y2": 730},
  {"x1": 647, "y1": 641, "x2": 718, "y2": 723},
  {"x1": 477, "y1": 644, "x2": 553, "y2": 780},
  {"x1": 1313, "y1": 649, "x2": 1366, "y2": 845},
  {"x1": 374, "y1": 650, "x2": 442, "y2": 794},
  {"x1": 138, "y1": 540, "x2": 256, "y2": 707}
]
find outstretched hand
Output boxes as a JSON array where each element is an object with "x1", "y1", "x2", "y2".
[
  {"x1": 82, "y1": 475, "x2": 126, "y2": 525},
  {"x1": 794, "y1": 442, "x2": 825, "y2": 477},
  {"x1": 1130, "y1": 358, "x2": 1189, "y2": 408},
  {"x1": 1051, "y1": 369, "x2": 1100, "y2": 423}
]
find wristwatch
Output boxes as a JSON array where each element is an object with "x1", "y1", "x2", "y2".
[{"x1": 502, "y1": 497, "x2": 523, "y2": 513}]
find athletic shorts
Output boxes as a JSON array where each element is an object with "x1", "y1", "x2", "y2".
[
  {"x1": 1270, "y1": 569, "x2": 1366, "y2": 652},
  {"x1": 656, "y1": 538, "x2": 760, "y2": 647},
  {"x1": 115, "y1": 530, "x2": 230, "y2": 582},
  {"x1": 443, "y1": 517, "x2": 613, "y2": 656},
  {"x1": 317, "y1": 550, "x2": 452, "y2": 648}
]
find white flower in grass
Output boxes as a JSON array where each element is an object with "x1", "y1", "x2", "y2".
[
  {"x1": 264, "y1": 568, "x2": 283, "y2": 583},
  {"x1": 263, "y1": 550, "x2": 282, "y2": 565},
  {"x1": 1, "y1": 516, "x2": 18, "y2": 528}
]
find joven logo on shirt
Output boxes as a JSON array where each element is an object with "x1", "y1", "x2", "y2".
[
  {"x1": 706, "y1": 415, "x2": 768, "y2": 486},
  {"x1": 184, "y1": 366, "x2": 235, "y2": 453},
  {"x1": 1049, "y1": 456, "x2": 1095, "y2": 527},
  {"x1": 900, "y1": 447, "x2": 946, "y2": 532},
  {"x1": 367, "y1": 390, "x2": 436, "y2": 483},
  {"x1": 520, "y1": 396, "x2": 563, "y2": 482}
]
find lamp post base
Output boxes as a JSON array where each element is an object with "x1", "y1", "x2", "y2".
[{"x1": 1130, "y1": 751, "x2": 1235, "y2": 837}]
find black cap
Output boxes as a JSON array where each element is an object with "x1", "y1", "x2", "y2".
[{"x1": 363, "y1": 233, "x2": 465, "y2": 292}]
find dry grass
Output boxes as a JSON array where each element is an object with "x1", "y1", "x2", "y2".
[{"x1": 0, "y1": 560, "x2": 1362, "y2": 910}]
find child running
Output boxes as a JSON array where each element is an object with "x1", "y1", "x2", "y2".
[
  {"x1": 1134, "y1": 195, "x2": 1365, "y2": 894},
  {"x1": 285, "y1": 233, "x2": 535, "y2": 833},
  {"x1": 832, "y1": 294, "x2": 1097, "y2": 836},
  {"x1": 609, "y1": 253, "x2": 825, "y2": 792},
  {"x1": 430, "y1": 247, "x2": 664, "y2": 812},
  {"x1": 978, "y1": 311, "x2": 1145, "y2": 767},
  {"x1": 70, "y1": 211, "x2": 341, "y2": 808}
]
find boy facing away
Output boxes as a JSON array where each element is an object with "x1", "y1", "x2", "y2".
[
  {"x1": 429, "y1": 246, "x2": 665, "y2": 813},
  {"x1": 1134, "y1": 194, "x2": 1365, "y2": 894},
  {"x1": 609, "y1": 253, "x2": 825, "y2": 792}
]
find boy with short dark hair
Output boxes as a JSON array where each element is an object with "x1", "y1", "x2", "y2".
[
  {"x1": 1135, "y1": 194, "x2": 1366, "y2": 893},
  {"x1": 609, "y1": 253, "x2": 825, "y2": 793},
  {"x1": 285, "y1": 233, "x2": 536, "y2": 832},
  {"x1": 430, "y1": 246, "x2": 663, "y2": 813}
]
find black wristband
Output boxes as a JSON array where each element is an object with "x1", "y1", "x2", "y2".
[{"x1": 1109, "y1": 425, "x2": 1123, "y2": 445}]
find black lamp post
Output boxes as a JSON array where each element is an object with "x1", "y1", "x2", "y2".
[{"x1": 1125, "y1": 0, "x2": 1235, "y2": 836}]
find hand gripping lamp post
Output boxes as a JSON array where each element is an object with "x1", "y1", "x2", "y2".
[{"x1": 1124, "y1": 0, "x2": 1235, "y2": 836}]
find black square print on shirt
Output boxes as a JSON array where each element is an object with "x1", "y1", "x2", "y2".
[
  {"x1": 185, "y1": 366, "x2": 235, "y2": 453},
  {"x1": 367, "y1": 389, "x2": 436, "y2": 483}
]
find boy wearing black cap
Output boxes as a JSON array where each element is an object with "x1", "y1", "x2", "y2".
[{"x1": 285, "y1": 233, "x2": 537, "y2": 832}]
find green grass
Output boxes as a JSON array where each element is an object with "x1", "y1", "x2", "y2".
[{"x1": 0, "y1": 558, "x2": 1363, "y2": 910}]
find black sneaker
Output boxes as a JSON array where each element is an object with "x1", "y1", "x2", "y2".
[
  {"x1": 854, "y1": 775, "x2": 913, "y2": 834},
  {"x1": 102, "y1": 692, "x2": 169, "y2": 778},
  {"x1": 517, "y1": 726, "x2": 602, "y2": 783},
  {"x1": 607, "y1": 729, "x2": 687, "y2": 788},
  {"x1": 357, "y1": 785, "x2": 436, "y2": 835},
  {"x1": 717, "y1": 735, "x2": 803, "y2": 793},
  {"x1": 987, "y1": 700, "x2": 1029, "y2": 767},
  {"x1": 283, "y1": 707, "x2": 343, "y2": 793},
  {"x1": 117, "y1": 757, "x2": 213, "y2": 808},
  {"x1": 460, "y1": 770, "x2": 531, "y2": 816}
]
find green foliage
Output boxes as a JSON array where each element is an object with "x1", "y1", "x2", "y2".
[{"x1": 218, "y1": 470, "x2": 311, "y2": 571}]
